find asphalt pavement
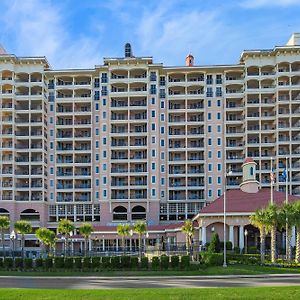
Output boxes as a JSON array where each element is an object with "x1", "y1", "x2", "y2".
[{"x1": 0, "y1": 274, "x2": 300, "y2": 289}]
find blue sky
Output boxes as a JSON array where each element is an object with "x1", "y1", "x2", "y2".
[{"x1": 0, "y1": 0, "x2": 300, "y2": 69}]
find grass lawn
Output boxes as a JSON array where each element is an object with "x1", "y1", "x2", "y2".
[
  {"x1": 0, "y1": 264, "x2": 300, "y2": 277},
  {"x1": 0, "y1": 287, "x2": 299, "y2": 300}
]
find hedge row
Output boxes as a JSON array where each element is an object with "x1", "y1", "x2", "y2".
[{"x1": 0, "y1": 255, "x2": 190, "y2": 271}]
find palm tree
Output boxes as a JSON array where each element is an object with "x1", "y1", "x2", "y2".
[
  {"x1": 250, "y1": 208, "x2": 269, "y2": 264},
  {"x1": 79, "y1": 223, "x2": 94, "y2": 256},
  {"x1": 117, "y1": 224, "x2": 130, "y2": 254},
  {"x1": 36, "y1": 227, "x2": 57, "y2": 256},
  {"x1": 0, "y1": 216, "x2": 10, "y2": 257},
  {"x1": 181, "y1": 220, "x2": 195, "y2": 257},
  {"x1": 278, "y1": 203, "x2": 295, "y2": 263},
  {"x1": 264, "y1": 204, "x2": 279, "y2": 263},
  {"x1": 58, "y1": 219, "x2": 75, "y2": 257},
  {"x1": 293, "y1": 201, "x2": 300, "y2": 263},
  {"x1": 133, "y1": 221, "x2": 147, "y2": 259},
  {"x1": 14, "y1": 220, "x2": 32, "y2": 258}
]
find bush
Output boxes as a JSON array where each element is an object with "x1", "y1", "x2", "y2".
[
  {"x1": 44, "y1": 257, "x2": 53, "y2": 270},
  {"x1": 83, "y1": 257, "x2": 92, "y2": 269},
  {"x1": 151, "y1": 256, "x2": 160, "y2": 270},
  {"x1": 160, "y1": 256, "x2": 169, "y2": 270},
  {"x1": 3, "y1": 257, "x2": 13, "y2": 270},
  {"x1": 102, "y1": 256, "x2": 110, "y2": 269},
  {"x1": 64, "y1": 257, "x2": 74, "y2": 269},
  {"x1": 171, "y1": 256, "x2": 180, "y2": 269},
  {"x1": 220, "y1": 241, "x2": 233, "y2": 251},
  {"x1": 35, "y1": 258, "x2": 43, "y2": 269},
  {"x1": 248, "y1": 246, "x2": 259, "y2": 254},
  {"x1": 111, "y1": 256, "x2": 120, "y2": 269},
  {"x1": 0, "y1": 257, "x2": 3, "y2": 268},
  {"x1": 120, "y1": 256, "x2": 131, "y2": 269},
  {"x1": 14, "y1": 257, "x2": 23, "y2": 269},
  {"x1": 24, "y1": 258, "x2": 33, "y2": 270},
  {"x1": 54, "y1": 257, "x2": 64, "y2": 269},
  {"x1": 227, "y1": 253, "x2": 262, "y2": 265},
  {"x1": 233, "y1": 246, "x2": 240, "y2": 254},
  {"x1": 208, "y1": 233, "x2": 221, "y2": 253},
  {"x1": 180, "y1": 255, "x2": 190, "y2": 270},
  {"x1": 74, "y1": 257, "x2": 82, "y2": 269},
  {"x1": 201, "y1": 252, "x2": 223, "y2": 266},
  {"x1": 140, "y1": 257, "x2": 148, "y2": 269},
  {"x1": 130, "y1": 256, "x2": 139, "y2": 270},
  {"x1": 91, "y1": 256, "x2": 101, "y2": 270}
]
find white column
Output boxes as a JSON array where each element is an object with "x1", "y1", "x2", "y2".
[
  {"x1": 201, "y1": 226, "x2": 206, "y2": 246},
  {"x1": 239, "y1": 225, "x2": 244, "y2": 251},
  {"x1": 291, "y1": 226, "x2": 296, "y2": 247},
  {"x1": 88, "y1": 239, "x2": 92, "y2": 251},
  {"x1": 229, "y1": 225, "x2": 234, "y2": 249},
  {"x1": 102, "y1": 239, "x2": 105, "y2": 251},
  {"x1": 116, "y1": 239, "x2": 119, "y2": 251}
]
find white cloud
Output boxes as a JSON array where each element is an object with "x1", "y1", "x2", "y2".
[
  {"x1": 1, "y1": 0, "x2": 101, "y2": 69},
  {"x1": 241, "y1": 0, "x2": 300, "y2": 8}
]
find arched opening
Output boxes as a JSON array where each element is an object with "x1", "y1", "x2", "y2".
[
  {"x1": 20, "y1": 209, "x2": 40, "y2": 221},
  {"x1": 0, "y1": 208, "x2": 10, "y2": 217},
  {"x1": 113, "y1": 206, "x2": 127, "y2": 221},
  {"x1": 131, "y1": 205, "x2": 146, "y2": 220}
]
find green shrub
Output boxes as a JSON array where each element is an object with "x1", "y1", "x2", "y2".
[
  {"x1": 151, "y1": 256, "x2": 160, "y2": 270},
  {"x1": 208, "y1": 233, "x2": 221, "y2": 253},
  {"x1": 227, "y1": 253, "x2": 262, "y2": 265},
  {"x1": 91, "y1": 256, "x2": 101, "y2": 270},
  {"x1": 64, "y1": 257, "x2": 74, "y2": 269},
  {"x1": 74, "y1": 257, "x2": 82, "y2": 269},
  {"x1": 120, "y1": 256, "x2": 131, "y2": 269},
  {"x1": 130, "y1": 256, "x2": 139, "y2": 270},
  {"x1": 171, "y1": 256, "x2": 180, "y2": 269},
  {"x1": 24, "y1": 258, "x2": 33, "y2": 269},
  {"x1": 248, "y1": 246, "x2": 259, "y2": 254},
  {"x1": 44, "y1": 257, "x2": 53, "y2": 270},
  {"x1": 220, "y1": 241, "x2": 233, "y2": 251},
  {"x1": 233, "y1": 246, "x2": 240, "y2": 254},
  {"x1": 3, "y1": 257, "x2": 13, "y2": 270},
  {"x1": 54, "y1": 257, "x2": 64, "y2": 269},
  {"x1": 140, "y1": 257, "x2": 148, "y2": 270},
  {"x1": 201, "y1": 252, "x2": 223, "y2": 266},
  {"x1": 35, "y1": 258, "x2": 43, "y2": 269},
  {"x1": 0, "y1": 257, "x2": 3, "y2": 268},
  {"x1": 83, "y1": 257, "x2": 92, "y2": 269},
  {"x1": 180, "y1": 255, "x2": 190, "y2": 270},
  {"x1": 14, "y1": 257, "x2": 23, "y2": 269},
  {"x1": 160, "y1": 256, "x2": 169, "y2": 270},
  {"x1": 101, "y1": 256, "x2": 110, "y2": 269},
  {"x1": 111, "y1": 256, "x2": 120, "y2": 269}
]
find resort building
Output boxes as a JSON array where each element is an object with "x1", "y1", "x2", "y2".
[{"x1": 1, "y1": 33, "x2": 300, "y2": 251}]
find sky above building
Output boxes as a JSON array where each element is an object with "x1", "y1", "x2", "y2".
[{"x1": 0, "y1": 0, "x2": 299, "y2": 69}]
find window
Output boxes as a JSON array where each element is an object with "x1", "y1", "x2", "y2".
[
  {"x1": 208, "y1": 125, "x2": 212, "y2": 133},
  {"x1": 161, "y1": 139, "x2": 165, "y2": 147},
  {"x1": 103, "y1": 137, "x2": 107, "y2": 145},
  {"x1": 103, "y1": 150, "x2": 107, "y2": 158},
  {"x1": 94, "y1": 91, "x2": 100, "y2": 100},
  {"x1": 150, "y1": 84, "x2": 156, "y2": 94},
  {"x1": 50, "y1": 155, "x2": 53, "y2": 162},
  {"x1": 208, "y1": 138, "x2": 212, "y2": 145},
  {"x1": 102, "y1": 98, "x2": 106, "y2": 105},
  {"x1": 208, "y1": 151, "x2": 212, "y2": 158},
  {"x1": 96, "y1": 179, "x2": 99, "y2": 186},
  {"x1": 152, "y1": 176, "x2": 156, "y2": 184},
  {"x1": 218, "y1": 163, "x2": 221, "y2": 171},
  {"x1": 208, "y1": 112, "x2": 211, "y2": 120},
  {"x1": 152, "y1": 150, "x2": 156, "y2": 157},
  {"x1": 50, "y1": 104, "x2": 54, "y2": 112},
  {"x1": 161, "y1": 191, "x2": 165, "y2": 198},
  {"x1": 216, "y1": 87, "x2": 222, "y2": 97},
  {"x1": 50, "y1": 167, "x2": 54, "y2": 174},
  {"x1": 217, "y1": 99, "x2": 221, "y2": 107},
  {"x1": 103, "y1": 177, "x2": 107, "y2": 184},
  {"x1": 217, "y1": 151, "x2": 221, "y2": 158},
  {"x1": 50, "y1": 180, "x2": 54, "y2": 187},
  {"x1": 96, "y1": 116, "x2": 99, "y2": 123},
  {"x1": 151, "y1": 97, "x2": 155, "y2": 105},
  {"x1": 206, "y1": 75, "x2": 213, "y2": 84},
  {"x1": 103, "y1": 190, "x2": 107, "y2": 197},
  {"x1": 103, "y1": 111, "x2": 106, "y2": 118},
  {"x1": 218, "y1": 189, "x2": 222, "y2": 196},
  {"x1": 50, "y1": 129, "x2": 53, "y2": 137},
  {"x1": 96, "y1": 154, "x2": 99, "y2": 161},
  {"x1": 152, "y1": 189, "x2": 156, "y2": 196},
  {"x1": 216, "y1": 74, "x2": 222, "y2": 84},
  {"x1": 218, "y1": 176, "x2": 221, "y2": 184},
  {"x1": 161, "y1": 152, "x2": 165, "y2": 159},
  {"x1": 161, "y1": 101, "x2": 165, "y2": 108},
  {"x1": 217, "y1": 138, "x2": 221, "y2": 146},
  {"x1": 161, "y1": 178, "x2": 165, "y2": 185},
  {"x1": 250, "y1": 167, "x2": 254, "y2": 176},
  {"x1": 150, "y1": 72, "x2": 156, "y2": 81},
  {"x1": 152, "y1": 136, "x2": 155, "y2": 143},
  {"x1": 206, "y1": 87, "x2": 213, "y2": 97},
  {"x1": 96, "y1": 192, "x2": 99, "y2": 199},
  {"x1": 208, "y1": 164, "x2": 212, "y2": 171},
  {"x1": 50, "y1": 142, "x2": 53, "y2": 149},
  {"x1": 96, "y1": 166, "x2": 99, "y2": 173},
  {"x1": 96, "y1": 128, "x2": 99, "y2": 135},
  {"x1": 208, "y1": 176, "x2": 212, "y2": 184},
  {"x1": 95, "y1": 141, "x2": 99, "y2": 148},
  {"x1": 50, "y1": 193, "x2": 54, "y2": 200},
  {"x1": 152, "y1": 123, "x2": 155, "y2": 131},
  {"x1": 95, "y1": 103, "x2": 99, "y2": 110},
  {"x1": 161, "y1": 113, "x2": 165, "y2": 121},
  {"x1": 152, "y1": 163, "x2": 156, "y2": 170},
  {"x1": 161, "y1": 165, "x2": 165, "y2": 172},
  {"x1": 161, "y1": 126, "x2": 165, "y2": 134},
  {"x1": 103, "y1": 163, "x2": 107, "y2": 171},
  {"x1": 208, "y1": 100, "x2": 211, "y2": 107},
  {"x1": 217, "y1": 112, "x2": 221, "y2": 120},
  {"x1": 217, "y1": 125, "x2": 221, "y2": 133},
  {"x1": 208, "y1": 190, "x2": 212, "y2": 197},
  {"x1": 50, "y1": 117, "x2": 53, "y2": 124},
  {"x1": 152, "y1": 110, "x2": 155, "y2": 117},
  {"x1": 102, "y1": 124, "x2": 106, "y2": 132}
]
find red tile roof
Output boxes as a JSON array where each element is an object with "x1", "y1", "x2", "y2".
[
  {"x1": 200, "y1": 188, "x2": 299, "y2": 214},
  {"x1": 244, "y1": 157, "x2": 254, "y2": 164}
]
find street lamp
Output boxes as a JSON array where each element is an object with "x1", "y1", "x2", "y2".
[
  {"x1": 223, "y1": 166, "x2": 232, "y2": 268},
  {"x1": 244, "y1": 229, "x2": 248, "y2": 254},
  {"x1": 10, "y1": 230, "x2": 16, "y2": 259}
]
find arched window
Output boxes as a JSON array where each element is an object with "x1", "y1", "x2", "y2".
[
  {"x1": 20, "y1": 209, "x2": 40, "y2": 221},
  {"x1": 250, "y1": 167, "x2": 254, "y2": 176},
  {"x1": 113, "y1": 206, "x2": 127, "y2": 221},
  {"x1": 131, "y1": 205, "x2": 146, "y2": 220},
  {"x1": 0, "y1": 208, "x2": 9, "y2": 217}
]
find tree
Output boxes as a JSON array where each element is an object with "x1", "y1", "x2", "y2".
[
  {"x1": 117, "y1": 224, "x2": 130, "y2": 254},
  {"x1": 181, "y1": 220, "x2": 195, "y2": 257},
  {"x1": 58, "y1": 219, "x2": 75, "y2": 257},
  {"x1": 278, "y1": 203, "x2": 295, "y2": 263},
  {"x1": 293, "y1": 201, "x2": 300, "y2": 263},
  {"x1": 0, "y1": 216, "x2": 10, "y2": 257},
  {"x1": 14, "y1": 220, "x2": 32, "y2": 258},
  {"x1": 79, "y1": 223, "x2": 94, "y2": 256},
  {"x1": 250, "y1": 208, "x2": 269, "y2": 264},
  {"x1": 264, "y1": 204, "x2": 279, "y2": 263},
  {"x1": 133, "y1": 221, "x2": 147, "y2": 259},
  {"x1": 36, "y1": 227, "x2": 57, "y2": 256},
  {"x1": 208, "y1": 232, "x2": 221, "y2": 253}
]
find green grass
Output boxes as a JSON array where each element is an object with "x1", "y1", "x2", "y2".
[
  {"x1": 0, "y1": 287, "x2": 299, "y2": 300},
  {"x1": 0, "y1": 264, "x2": 300, "y2": 277}
]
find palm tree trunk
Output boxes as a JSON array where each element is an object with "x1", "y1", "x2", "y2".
[
  {"x1": 65, "y1": 237, "x2": 68, "y2": 257},
  {"x1": 260, "y1": 229, "x2": 265, "y2": 264},
  {"x1": 295, "y1": 228, "x2": 300, "y2": 264},
  {"x1": 22, "y1": 235, "x2": 25, "y2": 259},
  {"x1": 271, "y1": 226, "x2": 277, "y2": 263},
  {"x1": 1, "y1": 230, "x2": 5, "y2": 257},
  {"x1": 139, "y1": 234, "x2": 142, "y2": 259},
  {"x1": 122, "y1": 236, "x2": 125, "y2": 255},
  {"x1": 286, "y1": 226, "x2": 292, "y2": 263},
  {"x1": 85, "y1": 237, "x2": 88, "y2": 257}
]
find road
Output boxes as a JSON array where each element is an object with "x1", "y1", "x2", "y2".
[{"x1": 0, "y1": 274, "x2": 300, "y2": 289}]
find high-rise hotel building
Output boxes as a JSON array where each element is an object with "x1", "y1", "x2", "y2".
[{"x1": 1, "y1": 33, "x2": 300, "y2": 230}]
